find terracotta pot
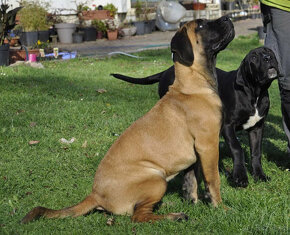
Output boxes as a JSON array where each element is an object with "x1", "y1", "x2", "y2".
[
  {"x1": 193, "y1": 3, "x2": 206, "y2": 10},
  {"x1": 81, "y1": 10, "x2": 111, "y2": 20},
  {"x1": 9, "y1": 48, "x2": 40, "y2": 64},
  {"x1": 107, "y1": 30, "x2": 118, "y2": 40}
]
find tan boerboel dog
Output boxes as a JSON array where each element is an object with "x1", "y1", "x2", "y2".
[{"x1": 22, "y1": 16, "x2": 234, "y2": 224}]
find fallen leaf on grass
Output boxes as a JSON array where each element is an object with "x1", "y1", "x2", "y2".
[
  {"x1": 60, "y1": 137, "x2": 76, "y2": 144},
  {"x1": 106, "y1": 217, "x2": 115, "y2": 226},
  {"x1": 30, "y1": 122, "x2": 37, "y2": 127},
  {"x1": 96, "y1": 88, "x2": 107, "y2": 94},
  {"x1": 16, "y1": 109, "x2": 25, "y2": 115},
  {"x1": 29, "y1": 140, "x2": 39, "y2": 145},
  {"x1": 82, "y1": 140, "x2": 88, "y2": 148}
]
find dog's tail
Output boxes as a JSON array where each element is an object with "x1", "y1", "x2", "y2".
[
  {"x1": 111, "y1": 71, "x2": 163, "y2": 85},
  {"x1": 21, "y1": 193, "x2": 100, "y2": 224}
]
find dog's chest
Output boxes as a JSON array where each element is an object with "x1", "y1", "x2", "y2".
[{"x1": 242, "y1": 105, "x2": 263, "y2": 130}]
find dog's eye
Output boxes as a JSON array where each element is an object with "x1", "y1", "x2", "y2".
[{"x1": 252, "y1": 56, "x2": 257, "y2": 60}]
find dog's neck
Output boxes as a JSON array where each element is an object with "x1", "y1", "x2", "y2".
[{"x1": 172, "y1": 61, "x2": 218, "y2": 95}]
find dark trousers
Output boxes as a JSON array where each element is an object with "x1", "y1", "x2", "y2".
[{"x1": 264, "y1": 7, "x2": 290, "y2": 152}]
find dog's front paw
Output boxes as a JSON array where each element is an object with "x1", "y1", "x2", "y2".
[
  {"x1": 253, "y1": 167, "x2": 270, "y2": 182},
  {"x1": 232, "y1": 165, "x2": 248, "y2": 188}
]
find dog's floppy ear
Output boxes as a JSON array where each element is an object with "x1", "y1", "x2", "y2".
[
  {"x1": 236, "y1": 58, "x2": 251, "y2": 87},
  {"x1": 171, "y1": 27, "x2": 194, "y2": 67}
]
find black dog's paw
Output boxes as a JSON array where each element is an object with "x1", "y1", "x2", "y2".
[
  {"x1": 232, "y1": 166, "x2": 249, "y2": 188},
  {"x1": 253, "y1": 168, "x2": 270, "y2": 182}
]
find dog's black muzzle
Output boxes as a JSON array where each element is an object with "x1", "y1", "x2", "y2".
[{"x1": 210, "y1": 16, "x2": 235, "y2": 53}]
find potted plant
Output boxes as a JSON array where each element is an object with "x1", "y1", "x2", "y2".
[
  {"x1": 72, "y1": 30, "x2": 84, "y2": 43},
  {"x1": 9, "y1": 39, "x2": 49, "y2": 63},
  {"x1": 133, "y1": 0, "x2": 153, "y2": 35},
  {"x1": 0, "y1": 2, "x2": 22, "y2": 66},
  {"x1": 18, "y1": 0, "x2": 50, "y2": 46},
  {"x1": 103, "y1": 3, "x2": 117, "y2": 18},
  {"x1": 79, "y1": 4, "x2": 111, "y2": 21},
  {"x1": 193, "y1": 1, "x2": 206, "y2": 10},
  {"x1": 120, "y1": 22, "x2": 137, "y2": 37},
  {"x1": 92, "y1": 20, "x2": 106, "y2": 39},
  {"x1": 105, "y1": 19, "x2": 118, "y2": 40}
]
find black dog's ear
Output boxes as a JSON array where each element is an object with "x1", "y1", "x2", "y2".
[
  {"x1": 236, "y1": 58, "x2": 251, "y2": 87},
  {"x1": 171, "y1": 27, "x2": 194, "y2": 67}
]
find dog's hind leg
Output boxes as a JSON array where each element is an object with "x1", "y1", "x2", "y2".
[{"x1": 131, "y1": 177, "x2": 188, "y2": 222}]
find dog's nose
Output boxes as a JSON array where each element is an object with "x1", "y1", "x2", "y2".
[{"x1": 263, "y1": 54, "x2": 271, "y2": 62}]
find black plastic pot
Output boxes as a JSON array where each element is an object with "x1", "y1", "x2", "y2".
[
  {"x1": 144, "y1": 21, "x2": 152, "y2": 34},
  {"x1": 73, "y1": 32, "x2": 84, "y2": 43},
  {"x1": 0, "y1": 44, "x2": 9, "y2": 66},
  {"x1": 82, "y1": 27, "x2": 97, "y2": 41},
  {"x1": 225, "y1": 1, "x2": 235, "y2": 11},
  {"x1": 20, "y1": 31, "x2": 38, "y2": 46},
  {"x1": 149, "y1": 20, "x2": 156, "y2": 32},
  {"x1": 38, "y1": 30, "x2": 50, "y2": 42}
]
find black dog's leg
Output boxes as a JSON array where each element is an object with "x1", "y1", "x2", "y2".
[
  {"x1": 222, "y1": 125, "x2": 249, "y2": 187},
  {"x1": 248, "y1": 121, "x2": 270, "y2": 182},
  {"x1": 182, "y1": 162, "x2": 201, "y2": 202}
]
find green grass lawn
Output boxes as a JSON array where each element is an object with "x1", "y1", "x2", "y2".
[{"x1": 0, "y1": 35, "x2": 289, "y2": 234}]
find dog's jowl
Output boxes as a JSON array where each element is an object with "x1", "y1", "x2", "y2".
[{"x1": 22, "y1": 17, "x2": 234, "y2": 224}]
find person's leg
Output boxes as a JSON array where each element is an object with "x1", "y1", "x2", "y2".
[{"x1": 264, "y1": 7, "x2": 290, "y2": 153}]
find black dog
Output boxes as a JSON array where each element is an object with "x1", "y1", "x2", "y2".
[{"x1": 112, "y1": 47, "x2": 279, "y2": 188}]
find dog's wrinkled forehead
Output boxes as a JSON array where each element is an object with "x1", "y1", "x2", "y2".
[{"x1": 248, "y1": 47, "x2": 277, "y2": 65}]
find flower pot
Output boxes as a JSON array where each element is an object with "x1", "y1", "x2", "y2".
[
  {"x1": 9, "y1": 48, "x2": 40, "y2": 64},
  {"x1": 55, "y1": 23, "x2": 76, "y2": 43},
  {"x1": 0, "y1": 44, "x2": 10, "y2": 66},
  {"x1": 72, "y1": 32, "x2": 84, "y2": 43},
  {"x1": 121, "y1": 27, "x2": 137, "y2": 37},
  {"x1": 193, "y1": 3, "x2": 206, "y2": 10},
  {"x1": 97, "y1": 31, "x2": 103, "y2": 39},
  {"x1": 134, "y1": 21, "x2": 145, "y2": 35},
  {"x1": 149, "y1": 20, "x2": 156, "y2": 32},
  {"x1": 225, "y1": 2, "x2": 236, "y2": 11},
  {"x1": 107, "y1": 30, "x2": 118, "y2": 40},
  {"x1": 82, "y1": 27, "x2": 97, "y2": 41},
  {"x1": 38, "y1": 30, "x2": 50, "y2": 42},
  {"x1": 144, "y1": 21, "x2": 152, "y2": 34},
  {"x1": 81, "y1": 10, "x2": 111, "y2": 20},
  {"x1": 20, "y1": 31, "x2": 38, "y2": 47}
]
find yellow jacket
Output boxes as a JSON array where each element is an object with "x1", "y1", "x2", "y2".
[{"x1": 260, "y1": 0, "x2": 290, "y2": 12}]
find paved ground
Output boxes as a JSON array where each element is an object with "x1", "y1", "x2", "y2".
[{"x1": 53, "y1": 18, "x2": 263, "y2": 58}]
